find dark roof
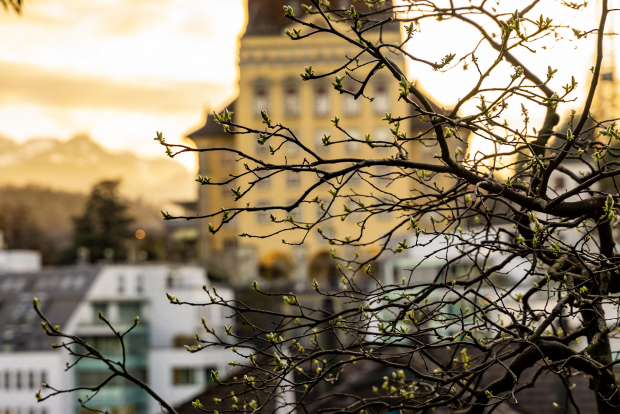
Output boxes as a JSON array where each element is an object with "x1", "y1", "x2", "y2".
[
  {"x1": 177, "y1": 347, "x2": 599, "y2": 414},
  {"x1": 186, "y1": 101, "x2": 236, "y2": 140},
  {"x1": 312, "y1": 359, "x2": 597, "y2": 414},
  {"x1": 187, "y1": 115, "x2": 225, "y2": 139},
  {"x1": 245, "y1": 0, "x2": 398, "y2": 37},
  {"x1": 0, "y1": 266, "x2": 100, "y2": 351},
  {"x1": 245, "y1": 0, "x2": 292, "y2": 36},
  {"x1": 174, "y1": 200, "x2": 198, "y2": 213}
]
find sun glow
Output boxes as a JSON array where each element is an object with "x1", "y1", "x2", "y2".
[{"x1": 400, "y1": 0, "x2": 615, "y2": 179}]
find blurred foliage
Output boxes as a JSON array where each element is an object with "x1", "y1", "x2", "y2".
[{"x1": 61, "y1": 180, "x2": 134, "y2": 264}]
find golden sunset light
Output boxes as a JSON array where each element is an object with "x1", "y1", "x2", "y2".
[
  {"x1": 0, "y1": 0, "x2": 615, "y2": 176},
  {"x1": 0, "y1": 0, "x2": 245, "y2": 172},
  {"x1": 5, "y1": 2, "x2": 620, "y2": 414}
]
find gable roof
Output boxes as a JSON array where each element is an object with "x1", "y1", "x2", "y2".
[
  {"x1": 0, "y1": 266, "x2": 100, "y2": 351},
  {"x1": 186, "y1": 115, "x2": 226, "y2": 139},
  {"x1": 186, "y1": 101, "x2": 236, "y2": 140}
]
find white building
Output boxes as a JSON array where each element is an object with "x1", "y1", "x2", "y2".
[
  {"x1": 0, "y1": 249, "x2": 42, "y2": 274},
  {"x1": 0, "y1": 264, "x2": 234, "y2": 414}
]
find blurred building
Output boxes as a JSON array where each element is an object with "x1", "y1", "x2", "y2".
[
  {"x1": 0, "y1": 249, "x2": 41, "y2": 273},
  {"x1": 186, "y1": 0, "x2": 445, "y2": 287},
  {"x1": 0, "y1": 264, "x2": 233, "y2": 414}
]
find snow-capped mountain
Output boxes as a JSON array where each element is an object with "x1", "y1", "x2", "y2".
[{"x1": 0, "y1": 135, "x2": 195, "y2": 204}]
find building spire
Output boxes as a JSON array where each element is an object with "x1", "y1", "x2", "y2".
[{"x1": 590, "y1": 1, "x2": 619, "y2": 125}]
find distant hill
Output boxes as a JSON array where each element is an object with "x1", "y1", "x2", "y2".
[
  {"x1": 0, "y1": 134, "x2": 196, "y2": 204},
  {"x1": 0, "y1": 185, "x2": 164, "y2": 250}
]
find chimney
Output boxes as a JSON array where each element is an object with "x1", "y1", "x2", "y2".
[
  {"x1": 77, "y1": 247, "x2": 90, "y2": 265},
  {"x1": 103, "y1": 248, "x2": 115, "y2": 263}
]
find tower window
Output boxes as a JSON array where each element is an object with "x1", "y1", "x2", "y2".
[
  {"x1": 314, "y1": 85, "x2": 330, "y2": 116},
  {"x1": 257, "y1": 201, "x2": 271, "y2": 223},
  {"x1": 349, "y1": 172, "x2": 361, "y2": 187},
  {"x1": 373, "y1": 81, "x2": 390, "y2": 114},
  {"x1": 222, "y1": 151, "x2": 236, "y2": 169},
  {"x1": 283, "y1": 83, "x2": 300, "y2": 117},
  {"x1": 284, "y1": 141, "x2": 300, "y2": 155},
  {"x1": 287, "y1": 199, "x2": 303, "y2": 221},
  {"x1": 256, "y1": 133, "x2": 270, "y2": 156},
  {"x1": 119, "y1": 302, "x2": 141, "y2": 324},
  {"x1": 375, "y1": 166, "x2": 390, "y2": 185},
  {"x1": 345, "y1": 128, "x2": 361, "y2": 153},
  {"x1": 253, "y1": 82, "x2": 269, "y2": 116},
  {"x1": 256, "y1": 171, "x2": 271, "y2": 189},
  {"x1": 315, "y1": 129, "x2": 331, "y2": 153},
  {"x1": 287, "y1": 172, "x2": 301, "y2": 188},
  {"x1": 223, "y1": 238, "x2": 237, "y2": 250},
  {"x1": 373, "y1": 127, "x2": 391, "y2": 151},
  {"x1": 342, "y1": 93, "x2": 361, "y2": 116}
]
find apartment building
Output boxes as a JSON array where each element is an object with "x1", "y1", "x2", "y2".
[{"x1": 0, "y1": 264, "x2": 233, "y2": 414}]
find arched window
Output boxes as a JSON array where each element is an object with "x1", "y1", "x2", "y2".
[
  {"x1": 309, "y1": 252, "x2": 339, "y2": 288},
  {"x1": 259, "y1": 252, "x2": 292, "y2": 280}
]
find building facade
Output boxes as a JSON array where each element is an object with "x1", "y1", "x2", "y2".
[
  {"x1": 186, "y1": 0, "x2": 447, "y2": 287},
  {"x1": 0, "y1": 264, "x2": 233, "y2": 414}
]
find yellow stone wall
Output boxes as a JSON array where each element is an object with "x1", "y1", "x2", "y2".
[{"x1": 191, "y1": 26, "x2": 448, "y2": 283}]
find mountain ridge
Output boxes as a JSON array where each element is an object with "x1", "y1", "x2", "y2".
[{"x1": 0, "y1": 134, "x2": 196, "y2": 204}]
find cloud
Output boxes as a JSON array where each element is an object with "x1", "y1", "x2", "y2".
[
  {"x1": 0, "y1": 0, "x2": 245, "y2": 83},
  {"x1": 0, "y1": 0, "x2": 246, "y2": 172},
  {"x1": 0, "y1": 60, "x2": 234, "y2": 113}
]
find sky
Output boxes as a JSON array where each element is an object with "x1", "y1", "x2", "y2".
[
  {"x1": 0, "y1": 0, "x2": 245, "y2": 172},
  {"x1": 0, "y1": 0, "x2": 616, "y2": 173},
  {"x1": 396, "y1": 0, "x2": 618, "y2": 166}
]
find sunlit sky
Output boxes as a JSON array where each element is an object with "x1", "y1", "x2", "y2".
[
  {"x1": 0, "y1": 0, "x2": 618, "y2": 172},
  {"x1": 0, "y1": 0, "x2": 245, "y2": 171}
]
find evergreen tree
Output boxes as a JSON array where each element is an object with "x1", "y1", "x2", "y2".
[{"x1": 69, "y1": 180, "x2": 134, "y2": 263}]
